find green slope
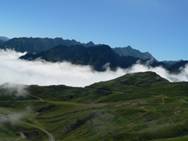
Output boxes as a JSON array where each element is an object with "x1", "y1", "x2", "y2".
[{"x1": 0, "y1": 72, "x2": 188, "y2": 141}]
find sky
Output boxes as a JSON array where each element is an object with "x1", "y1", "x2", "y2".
[{"x1": 0, "y1": 0, "x2": 187, "y2": 60}]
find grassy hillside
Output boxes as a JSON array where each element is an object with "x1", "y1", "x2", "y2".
[{"x1": 0, "y1": 72, "x2": 188, "y2": 141}]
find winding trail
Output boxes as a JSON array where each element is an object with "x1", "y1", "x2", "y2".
[
  {"x1": 23, "y1": 122, "x2": 55, "y2": 141},
  {"x1": 28, "y1": 94, "x2": 45, "y2": 102},
  {"x1": 7, "y1": 95, "x2": 55, "y2": 141}
]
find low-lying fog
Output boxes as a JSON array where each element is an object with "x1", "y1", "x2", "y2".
[{"x1": 0, "y1": 49, "x2": 188, "y2": 87}]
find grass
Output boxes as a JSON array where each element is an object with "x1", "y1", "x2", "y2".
[{"x1": 0, "y1": 72, "x2": 188, "y2": 141}]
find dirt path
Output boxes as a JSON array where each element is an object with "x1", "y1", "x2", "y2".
[{"x1": 23, "y1": 122, "x2": 55, "y2": 141}]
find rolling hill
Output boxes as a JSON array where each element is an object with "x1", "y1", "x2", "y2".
[{"x1": 1, "y1": 72, "x2": 188, "y2": 141}]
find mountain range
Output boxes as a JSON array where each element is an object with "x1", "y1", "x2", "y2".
[
  {"x1": 0, "y1": 37, "x2": 187, "y2": 72},
  {"x1": 20, "y1": 44, "x2": 144, "y2": 71}
]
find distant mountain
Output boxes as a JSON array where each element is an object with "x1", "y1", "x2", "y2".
[
  {"x1": 20, "y1": 44, "x2": 142, "y2": 71},
  {"x1": 152, "y1": 60, "x2": 188, "y2": 72},
  {"x1": 0, "y1": 36, "x2": 9, "y2": 42},
  {"x1": 0, "y1": 36, "x2": 9, "y2": 45},
  {"x1": 21, "y1": 44, "x2": 188, "y2": 72},
  {"x1": 113, "y1": 48, "x2": 188, "y2": 72},
  {"x1": 114, "y1": 46, "x2": 156, "y2": 61},
  {"x1": 0, "y1": 37, "x2": 84, "y2": 53},
  {"x1": 0, "y1": 37, "x2": 98, "y2": 53},
  {"x1": 0, "y1": 37, "x2": 187, "y2": 72}
]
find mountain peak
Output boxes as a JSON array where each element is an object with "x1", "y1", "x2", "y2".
[
  {"x1": 85, "y1": 41, "x2": 95, "y2": 47},
  {"x1": 115, "y1": 72, "x2": 169, "y2": 86},
  {"x1": 126, "y1": 45, "x2": 133, "y2": 49},
  {"x1": 114, "y1": 46, "x2": 156, "y2": 61},
  {"x1": 0, "y1": 36, "x2": 9, "y2": 42},
  {"x1": 88, "y1": 71, "x2": 169, "y2": 89}
]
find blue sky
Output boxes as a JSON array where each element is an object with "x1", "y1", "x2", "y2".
[{"x1": 0, "y1": 0, "x2": 188, "y2": 60}]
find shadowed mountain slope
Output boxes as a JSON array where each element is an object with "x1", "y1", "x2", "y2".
[
  {"x1": 1, "y1": 37, "x2": 82, "y2": 53},
  {"x1": 20, "y1": 44, "x2": 142, "y2": 71},
  {"x1": 114, "y1": 46, "x2": 156, "y2": 61}
]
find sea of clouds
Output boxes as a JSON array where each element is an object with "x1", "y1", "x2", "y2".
[{"x1": 0, "y1": 49, "x2": 188, "y2": 87}]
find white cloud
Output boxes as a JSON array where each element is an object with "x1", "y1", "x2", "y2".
[
  {"x1": 126, "y1": 63, "x2": 188, "y2": 82},
  {"x1": 0, "y1": 107, "x2": 31, "y2": 125},
  {"x1": 0, "y1": 49, "x2": 187, "y2": 87},
  {"x1": 0, "y1": 83, "x2": 28, "y2": 96}
]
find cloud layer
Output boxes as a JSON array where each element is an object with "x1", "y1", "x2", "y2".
[{"x1": 0, "y1": 49, "x2": 188, "y2": 87}]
